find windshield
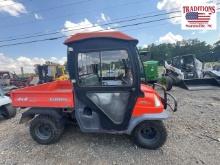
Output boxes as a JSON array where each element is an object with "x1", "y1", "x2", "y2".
[{"x1": 77, "y1": 49, "x2": 133, "y2": 86}]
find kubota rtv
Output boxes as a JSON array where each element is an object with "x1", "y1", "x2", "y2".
[{"x1": 11, "y1": 32, "x2": 177, "y2": 149}]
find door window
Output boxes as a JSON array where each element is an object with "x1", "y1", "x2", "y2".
[{"x1": 78, "y1": 50, "x2": 133, "y2": 86}]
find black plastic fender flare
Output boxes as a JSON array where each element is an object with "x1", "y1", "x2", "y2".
[
  {"x1": 19, "y1": 108, "x2": 63, "y2": 124},
  {"x1": 125, "y1": 111, "x2": 169, "y2": 135}
]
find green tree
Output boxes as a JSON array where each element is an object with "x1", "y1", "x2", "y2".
[{"x1": 139, "y1": 38, "x2": 214, "y2": 63}]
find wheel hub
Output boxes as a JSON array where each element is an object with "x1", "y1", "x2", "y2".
[
  {"x1": 140, "y1": 127, "x2": 157, "y2": 140},
  {"x1": 35, "y1": 124, "x2": 52, "y2": 140}
]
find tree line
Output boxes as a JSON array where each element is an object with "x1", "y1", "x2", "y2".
[{"x1": 139, "y1": 39, "x2": 220, "y2": 63}]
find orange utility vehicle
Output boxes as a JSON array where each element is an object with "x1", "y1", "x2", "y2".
[{"x1": 11, "y1": 32, "x2": 177, "y2": 149}]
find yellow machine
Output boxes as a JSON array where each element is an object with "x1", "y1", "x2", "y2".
[
  {"x1": 55, "y1": 65, "x2": 68, "y2": 80},
  {"x1": 35, "y1": 62, "x2": 68, "y2": 84}
]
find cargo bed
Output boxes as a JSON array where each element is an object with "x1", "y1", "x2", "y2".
[{"x1": 11, "y1": 80, "x2": 74, "y2": 108}]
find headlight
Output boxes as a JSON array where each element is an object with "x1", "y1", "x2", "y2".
[{"x1": 154, "y1": 94, "x2": 161, "y2": 107}]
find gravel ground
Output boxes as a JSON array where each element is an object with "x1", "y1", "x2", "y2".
[{"x1": 0, "y1": 87, "x2": 219, "y2": 165}]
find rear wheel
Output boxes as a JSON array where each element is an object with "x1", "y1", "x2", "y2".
[
  {"x1": 1, "y1": 104, "x2": 16, "y2": 119},
  {"x1": 30, "y1": 115, "x2": 64, "y2": 145},
  {"x1": 132, "y1": 121, "x2": 167, "y2": 149}
]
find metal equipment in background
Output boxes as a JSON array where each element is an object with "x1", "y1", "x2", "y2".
[
  {"x1": 0, "y1": 71, "x2": 30, "y2": 88},
  {"x1": 0, "y1": 71, "x2": 32, "y2": 95},
  {"x1": 164, "y1": 54, "x2": 220, "y2": 90},
  {"x1": 203, "y1": 61, "x2": 220, "y2": 84}
]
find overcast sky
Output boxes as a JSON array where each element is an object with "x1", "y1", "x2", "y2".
[{"x1": 0, "y1": 0, "x2": 219, "y2": 73}]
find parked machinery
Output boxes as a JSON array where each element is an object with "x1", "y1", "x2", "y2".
[
  {"x1": 0, "y1": 71, "x2": 31, "y2": 94},
  {"x1": 203, "y1": 61, "x2": 220, "y2": 81},
  {"x1": 164, "y1": 54, "x2": 220, "y2": 90},
  {"x1": 0, "y1": 71, "x2": 30, "y2": 88},
  {"x1": 139, "y1": 51, "x2": 173, "y2": 91},
  {"x1": 34, "y1": 62, "x2": 68, "y2": 84}
]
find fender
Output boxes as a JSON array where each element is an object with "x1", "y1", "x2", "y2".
[
  {"x1": 20, "y1": 108, "x2": 63, "y2": 124},
  {"x1": 126, "y1": 111, "x2": 169, "y2": 135}
]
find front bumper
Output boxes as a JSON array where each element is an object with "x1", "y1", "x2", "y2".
[{"x1": 153, "y1": 83, "x2": 177, "y2": 112}]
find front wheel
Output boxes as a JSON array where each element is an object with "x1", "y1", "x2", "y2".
[
  {"x1": 132, "y1": 121, "x2": 167, "y2": 149},
  {"x1": 30, "y1": 115, "x2": 64, "y2": 145}
]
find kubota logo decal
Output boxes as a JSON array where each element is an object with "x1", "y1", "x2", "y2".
[{"x1": 49, "y1": 98, "x2": 68, "y2": 102}]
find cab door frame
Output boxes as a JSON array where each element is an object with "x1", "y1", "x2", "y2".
[{"x1": 68, "y1": 38, "x2": 142, "y2": 131}]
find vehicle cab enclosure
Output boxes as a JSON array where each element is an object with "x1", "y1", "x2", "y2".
[{"x1": 64, "y1": 32, "x2": 166, "y2": 133}]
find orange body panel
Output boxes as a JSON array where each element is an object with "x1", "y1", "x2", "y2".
[
  {"x1": 132, "y1": 84, "x2": 164, "y2": 117},
  {"x1": 11, "y1": 80, "x2": 74, "y2": 108},
  {"x1": 11, "y1": 81, "x2": 163, "y2": 116}
]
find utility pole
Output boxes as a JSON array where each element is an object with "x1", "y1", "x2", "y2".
[{"x1": 21, "y1": 67, "x2": 24, "y2": 77}]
